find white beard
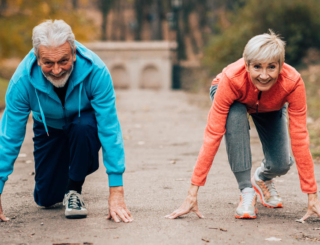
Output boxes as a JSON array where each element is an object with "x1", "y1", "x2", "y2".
[{"x1": 42, "y1": 65, "x2": 73, "y2": 88}]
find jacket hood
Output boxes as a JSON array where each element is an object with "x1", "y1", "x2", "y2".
[{"x1": 27, "y1": 41, "x2": 94, "y2": 94}]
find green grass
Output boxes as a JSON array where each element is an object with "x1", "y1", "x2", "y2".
[{"x1": 0, "y1": 77, "x2": 9, "y2": 108}]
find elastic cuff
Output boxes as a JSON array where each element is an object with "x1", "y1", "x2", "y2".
[
  {"x1": 0, "y1": 180, "x2": 5, "y2": 194},
  {"x1": 108, "y1": 174, "x2": 123, "y2": 187}
]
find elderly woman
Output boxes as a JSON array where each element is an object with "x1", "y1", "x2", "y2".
[{"x1": 166, "y1": 30, "x2": 320, "y2": 220}]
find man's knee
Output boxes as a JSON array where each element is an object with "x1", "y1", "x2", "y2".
[{"x1": 34, "y1": 190, "x2": 63, "y2": 207}]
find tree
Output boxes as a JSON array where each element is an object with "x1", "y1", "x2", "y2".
[
  {"x1": 98, "y1": 0, "x2": 114, "y2": 40},
  {"x1": 203, "y1": 0, "x2": 320, "y2": 75},
  {"x1": 0, "y1": 0, "x2": 97, "y2": 60}
]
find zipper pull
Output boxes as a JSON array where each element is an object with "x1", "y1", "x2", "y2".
[{"x1": 256, "y1": 91, "x2": 262, "y2": 114}]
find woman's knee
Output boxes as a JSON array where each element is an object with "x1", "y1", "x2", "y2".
[
  {"x1": 265, "y1": 158, "x2": 292, "y2": 176},
  {"x1": 226, "y1": 102, "x2": 249, "y2": 133}
]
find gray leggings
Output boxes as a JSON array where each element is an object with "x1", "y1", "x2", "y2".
[{"x1": 210, "y1": 85, "x2": 293, "y2": 190}]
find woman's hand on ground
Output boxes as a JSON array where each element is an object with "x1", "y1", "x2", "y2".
[
  {"x1": 165, "y1": 184, "x2": 204, "y2": 219},
  {"x1": 301, "y1": 193, "x2": 320, "y2": 221},
  {"x1": 107, "y1": 186, "x2": 133, "y2": 223},
  {"x1": 0, "y1": 194, "x2": 10, "y2": 222}
]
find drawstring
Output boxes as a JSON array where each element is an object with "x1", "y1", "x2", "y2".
[
  {"x1": 34, "y1": 83, "x2": 83, "y2": 135},
  {"x1": 78, "y1": 83, "x2": 83, "y2": 120},
  {"x1": 35, "y1": 89, "x2": 49, "y2": 136}
]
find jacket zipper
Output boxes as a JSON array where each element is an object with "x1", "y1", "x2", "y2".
[{"x1": 256, "y1": 91, "x2": 262, "y2": 114}]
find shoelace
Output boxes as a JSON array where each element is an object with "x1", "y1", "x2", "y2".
[
  {"x1": 242, "y1": 190, "x2": 255, "y2": 206},
  {"x1": 264, "y1": 180, "x2": 279, "y2": 196},
  {"x1": 63, "y1": 192, "x2": 86, "y2": 209}
]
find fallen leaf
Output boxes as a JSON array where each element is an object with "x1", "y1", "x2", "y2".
[
  {"x1": 265, "y1": 237, "x2": 282, "y2": 241},
  {"x1": 202, "y1": 238, "x2": 210, "y2": 242},
  {"x1": 220, "y1": 228, "x2": 227, "y2": 232}
]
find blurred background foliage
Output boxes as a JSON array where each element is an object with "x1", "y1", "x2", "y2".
[
  {"x1": 0, "y1": 0, "x2": 319, "y2": 157},
  {"x1": 0, "y1": 0, "x2": 97, "y2": 60},
  {"x1": 203, "y1": 0, "x2": 320, "y2": 74}
]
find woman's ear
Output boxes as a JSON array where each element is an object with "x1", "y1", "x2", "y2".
[
  {"x1": 279, "y1": 62, "x2": 284, "y2": 73},
  {"x1": 245, "y1": 62, "x2": 250, "y2": 73}
]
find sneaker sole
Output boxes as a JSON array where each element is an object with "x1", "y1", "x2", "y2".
[
  {"x1": 235, "y1": 213, "x2": 257, "y2": 219},
  {"x1": 66, "y1": 214, "x2": 87, "y2": 219},
  {"x1": 251, "y1": 177, "x2": 283, "y2": 208},
  {"x1": 235, "y1": 208, "x2": 257, "y2": 219}
]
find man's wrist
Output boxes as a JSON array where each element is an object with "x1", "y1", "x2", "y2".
[{"x1": 109, "y1": 186, "x2": 124, "y2": 195}]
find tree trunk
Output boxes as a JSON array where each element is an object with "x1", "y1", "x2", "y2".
[
  {"x1": 99, "y1": 0, "x2": 112, "y2": 41},
  {"x1": 150, "y1": 0, "x2": 162, "y2": 40},
  {"x1": 0, "y1": 0, "x2": 7, "y2": 13},
  {"x1": 72, "y1": 0, "x2": 78, "y2": 9},
  {"x1": 134, "y1": 0, "x2": 145, "y2": 40}
]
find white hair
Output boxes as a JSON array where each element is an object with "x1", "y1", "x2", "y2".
[
  {"x1": 32, "y1": 20, "x2": 76, "y2": 58},
  {"x1": 243, "y1": 29, "x2": 286, "y2": 70}
]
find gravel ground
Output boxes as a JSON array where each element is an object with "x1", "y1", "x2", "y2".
[{"x1": 0, "y1": 89, "x2": 320, "y2": 245}]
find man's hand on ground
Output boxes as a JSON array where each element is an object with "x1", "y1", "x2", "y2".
[
  {"x1": 301, "y1": 193, "x2": 320, "y2": 221},
  {"x1": 0, "y1": 194, "x2": 10, "y2": 222},
  {"x1": 107, "y1": 186, "x2": 133, "y2": 223}
]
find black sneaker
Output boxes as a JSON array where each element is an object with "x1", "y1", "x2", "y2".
[{"x1": 63, "y1": 190, "x2": 88, "y2": 219}]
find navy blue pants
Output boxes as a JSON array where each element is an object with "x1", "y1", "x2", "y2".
[{"x1": 32, "y1": 111, "x2": 101, "y2": 207}]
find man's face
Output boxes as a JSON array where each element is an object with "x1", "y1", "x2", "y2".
[
  {"x1": 37, "y1": 42, "x2": 76, "y2": 88},
  {"x1": 245, "y1": 60, "x2": 281, "y2": 92}
]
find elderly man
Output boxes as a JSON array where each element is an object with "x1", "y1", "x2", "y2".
[{"x1": 0, "y1": 20, "x2": 132, "y2": 222}]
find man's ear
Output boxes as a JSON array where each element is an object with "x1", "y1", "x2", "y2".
[
  {"x1": 73, "y1": 46, "x2": 77, "y2": 62},
  {"x1": 34, "y1": 52, "x2": 40, "y2": 66},
  {"x1": 245, "y1": 62, "x2": 250, "y2": 73}
]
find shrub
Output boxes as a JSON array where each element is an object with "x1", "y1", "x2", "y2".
[{"x1": 203, "y1": 0, "x2": 320, "y2": 75}]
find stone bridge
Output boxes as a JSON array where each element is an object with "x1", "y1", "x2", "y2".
[{"x1": 85, "y1": 41, "x2": 176, "y2": 90}]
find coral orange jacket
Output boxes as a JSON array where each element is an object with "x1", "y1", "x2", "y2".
[{"x1": 191, "y1": 58, "x2": 317, "y2": 193}]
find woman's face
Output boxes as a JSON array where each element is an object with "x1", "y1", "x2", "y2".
[{"x1": 245, "y1": 60, "x2": 282, "y2": 92}]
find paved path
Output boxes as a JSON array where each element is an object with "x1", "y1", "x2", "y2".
[{"x1": 0, "y1": 90, "x2": 320, "y2": 245}]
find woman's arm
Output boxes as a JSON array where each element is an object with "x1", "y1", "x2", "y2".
[{"x1": 165, "y1": 184, "x2": 203, "y2": 219}]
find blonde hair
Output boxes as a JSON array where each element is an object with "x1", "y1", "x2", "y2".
[{"x1": 243, "y1": 29, "x2": 286, "y2": 70}]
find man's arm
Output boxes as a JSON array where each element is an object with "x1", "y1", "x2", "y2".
[
  {"x1": 0, "y1": 194, "x2": 10, "y2": 221},
  {"x1": 89, "y1": 66, "x2": 132, "y2": 222},
  {"x1": 0, "y1": 82, "x2": 30, "y2": 221}
]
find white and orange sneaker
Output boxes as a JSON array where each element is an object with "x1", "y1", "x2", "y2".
[
  {"x1": 251, "y1": 167, "x2": 283, "y2": 208},
  {"x1": 235, "y1": 187, "x2": 257, "y2": 219}
]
